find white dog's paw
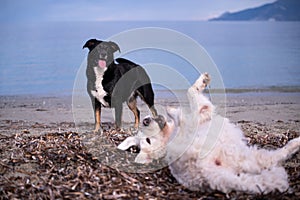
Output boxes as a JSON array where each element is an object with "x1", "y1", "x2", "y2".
[
  {"x1": 194, "y1": 73, "x2": 211, "y2": 91},
  {"x1": 285, "y1": 136, "x2": 300, "y2": 153},
  {"x1": 201, "y1": 72, "x2": 211, "y2": 87}
]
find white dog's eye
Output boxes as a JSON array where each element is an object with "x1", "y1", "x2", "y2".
[
  {"x1": 146, "y1": 138, "x2": 151, "y2": 145},
  {"x1": 143, "y1": 117, "x2": 151, "y2": 126}
]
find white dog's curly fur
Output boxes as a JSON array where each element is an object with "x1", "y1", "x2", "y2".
[{"x1": 118, "y1": 73, "x2": 300, "y2": 194}]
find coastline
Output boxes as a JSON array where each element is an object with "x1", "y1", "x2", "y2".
[{"x1": 1, "y1": 91, "x2": 299, "y2": 127}]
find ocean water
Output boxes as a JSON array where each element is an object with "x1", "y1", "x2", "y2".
[{"x1": 0, "y1": 21, "x2": 299, "y2": 96}]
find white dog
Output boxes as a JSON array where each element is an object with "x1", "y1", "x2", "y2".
[{"x1": 118, "y1": 73, "x2": 300, "y2": 194}]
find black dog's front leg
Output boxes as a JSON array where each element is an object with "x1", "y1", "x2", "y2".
[
  {"x1": 94, "y1": 99, "x2": 102, "y2": 132},
  {"x1": 89, "y1": 95, "x2": 102, "y2": 132},
  {"x1": 87, "y1": 79, "x2": 102, "y2": 132}
]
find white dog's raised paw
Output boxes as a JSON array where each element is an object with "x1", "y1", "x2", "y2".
[
  {"x1": 194, "y1": 72, "x2": 211, "y2": 91},
  {"x1": 202, "y1": 72, "x2": 211, "y2": 87}
]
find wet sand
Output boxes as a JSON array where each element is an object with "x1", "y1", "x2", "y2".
[{"x1": 1, "y1": 92, "x2": 299, "y2": 128}]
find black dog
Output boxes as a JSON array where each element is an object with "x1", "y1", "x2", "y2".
[{"x1": 83, "y1": 39, "x2": 157, "y2": 131}]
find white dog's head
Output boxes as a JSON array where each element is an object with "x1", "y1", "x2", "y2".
[{"x1": 118, "y1": 115, "x2": 174, "y2": 164}]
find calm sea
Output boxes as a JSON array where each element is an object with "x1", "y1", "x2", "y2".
[{"x1": 0, "y1": 21, "x2": 299, "y2": 96}]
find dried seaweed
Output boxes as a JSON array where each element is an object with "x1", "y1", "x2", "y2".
[{"x1": 0, "y1": 120, "x2": 299, "y2": 199}]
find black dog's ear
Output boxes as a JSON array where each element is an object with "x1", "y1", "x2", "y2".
[
  {"x1": 83, "y1": 39, "x2": 102, "y2": 51},
  {"x1": 108, "y1": 41, "x2": 121, "y2": 53}
]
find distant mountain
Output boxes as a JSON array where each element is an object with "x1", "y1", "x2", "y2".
[{"x1": 210, "y1": 0, "x2": 300, "y2": 21}]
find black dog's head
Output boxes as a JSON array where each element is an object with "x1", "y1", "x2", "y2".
[{"x1": 83, "y1": 39, "x2": 120, "y2": 69}]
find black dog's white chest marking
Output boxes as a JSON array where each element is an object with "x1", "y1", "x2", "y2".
[{"x1": 91, "y1": 67, "x2": 109, "y2": 107}]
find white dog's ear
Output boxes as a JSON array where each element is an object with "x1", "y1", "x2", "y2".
[
  {"x1": 166, "y1": 106, "x2": 181, "y2": 127},
  {"x1": 117, "y1": 136, "x2": 138, "y2": 151},
  {"x1": 199, "y1": 105, "x2": 210, "y2": 114}
]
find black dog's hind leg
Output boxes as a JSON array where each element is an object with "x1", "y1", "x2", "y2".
[
  {"x1": 138, "y1": 84, "x2": 158, "y2": 117},
  {"x1": 114, "y1": 102, "x2": 123, "y2": 129},
  {"x1": 150, "y1": 105, "x2": 158, "y2": 117},
  {"x1": 127, "y1": 94, "x2": 140, "y2": 129}
]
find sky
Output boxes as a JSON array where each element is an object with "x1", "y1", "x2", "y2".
[{"x1": 1, "y1": 0, "x2": 277, "y2": 22}]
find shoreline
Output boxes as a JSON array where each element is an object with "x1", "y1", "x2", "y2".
[
  {"x1": 1, "y1": 91, "x2": 299, "y2": 126},
  {"x1": 2, "y1": 84, "x2": 300, "y2": 97}
]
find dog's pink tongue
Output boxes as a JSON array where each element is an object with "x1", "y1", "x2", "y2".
[{"x1": 98, "y1": 60, "x2": 106, "y2": 68}]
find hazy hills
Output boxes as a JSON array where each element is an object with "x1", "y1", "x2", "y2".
[{"x1": 210, "y1": 0, "x2": 300, "y2": 21}]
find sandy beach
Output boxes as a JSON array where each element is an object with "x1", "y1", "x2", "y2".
[{"x1": 0, "y1": 92, "x2": 299, "y2": 199}]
